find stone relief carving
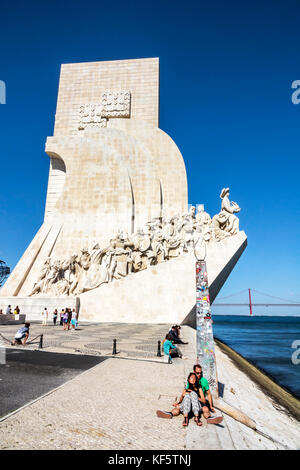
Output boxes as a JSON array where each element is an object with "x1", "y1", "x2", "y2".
[
  {"x1": 101, "y1": 91, "x2": 131, "y2": 118},
  {"x1": 78, "y1": 91, "x2": 131, "y2": 130},
  {"x1": 29, "y1": 188, "x2": 241, "y2": 296},
  {"x1": 78, "y1": 104, "x2": 108, "y2": 130}
]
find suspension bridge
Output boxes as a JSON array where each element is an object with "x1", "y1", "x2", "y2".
[{"x1": 213, "y1": 288, "x2": 300, "y2": 315}]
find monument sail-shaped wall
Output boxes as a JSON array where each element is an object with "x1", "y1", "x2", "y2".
[{"x1": 0, "y1": 58, "x2": 247, "y2": 322}]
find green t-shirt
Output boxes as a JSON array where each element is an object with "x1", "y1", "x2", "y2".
[{"x1": 186, "y1": 377, "x2": 209, "y2": 396}]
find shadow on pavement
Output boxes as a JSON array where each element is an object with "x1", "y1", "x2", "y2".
[{"x1": 0, "y1": 350, "x2": 107, "y2": 419}]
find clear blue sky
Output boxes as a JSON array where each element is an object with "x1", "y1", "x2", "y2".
[{"x1": 0, "y1": 0, "x2": 299, "y2": 312}]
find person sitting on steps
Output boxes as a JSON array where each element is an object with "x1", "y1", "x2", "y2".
[
  {"x1": 192, "y1": 363, "x2": 219, "y2": 421},
  {"x1": 157, "y1": 372, "x2": 203, "y2": 426},
  {"x1": 163, "y1": 333, "x2": 182, "y2": 363},
  {"x1": 168, "y1": 325, "x2": 188, "y2": 345},
  {"x1": 156, "y1": 368, "x2": 223, "y2": 426}
]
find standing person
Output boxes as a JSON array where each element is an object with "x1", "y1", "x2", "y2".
[
  {"x1": 6, "y1": 305, "x2": 12, "y2": 315},
  {"x1": 11, "y1": 322, "x2": 30, "y2": 345},
  {"x1": 63, "y1": 309, "x2": 69, "y2": 330},
  {"x1": 53, "y1": 309, "x2": 58, "y2": 326},
  {"x1": 0, "y1": 309, "x2": 3, "y2": 314},
  {"x1": 42, "y1": 307, "x2": 48, "y2": 326},
  {"x1": 70, "y1": 308, "x2": 77, "y2": 331},
  {"x1": 67, "y1": 308, "x2": 72, "y2": 330},
  {"x1": 60, "y1": 309, "x2": 65, "y2": 326}
]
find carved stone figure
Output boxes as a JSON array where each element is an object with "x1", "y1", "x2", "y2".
[
  {"x1": 212, "y1": 187, "x2": 241, "y2": 240},
  {"x1": 29, "y1": 258, "x2": 51, "y2": 296},
  {"x1": 193, "y1": 226, "x2": 207, "y2": 261},
  {"x1": 196, "y1": 204, "x2": 211, "y2": 227},
  {"x1": 44, "y1": 260, "x2": 61, "y2": 294},
  {"x1": 29, "y1": 188, "x2": 241, "y2": 296}
]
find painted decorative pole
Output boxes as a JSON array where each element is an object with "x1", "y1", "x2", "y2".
[{"x1": 196, "y1": 259, "x2": 218, "y2": 398}]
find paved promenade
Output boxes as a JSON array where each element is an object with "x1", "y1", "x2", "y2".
[
  {"x1": 0, "y1": 321, "x2": 169, "y2": 360},
  {"x1": 0, "y1": 324, "x2": 299, "y2": 450}
]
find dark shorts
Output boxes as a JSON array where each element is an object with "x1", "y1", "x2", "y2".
[
  {"x1": 170, "y1": 347, "x2": 182, "y2": 358},
  {"x1": 14, "y1": 337, "x2": 24, "y2": 344},
  {"x1": 202, "y1": 399, "x2": 212, "y2": 411}
]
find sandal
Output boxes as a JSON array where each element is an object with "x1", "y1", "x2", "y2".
[
  {"x1": 182, "y1": 416, "x2": 189, "y2": 427},
  {"x1": 194, "y1": 416, "x2": 202, "y2": 426},
  {"x1": 207, "y1": 416, "x2": 223, "y2": 425}
]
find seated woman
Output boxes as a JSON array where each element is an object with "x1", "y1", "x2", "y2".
[
  {"x1": 156, "y1": 371, "x2": 223, "y2": 426},
  {"x1": 163, "y1": 333, "x2": 182, "y2": 363},
  {"x1": 157, "y1": 372, "x2": 202, "y2": 426}
]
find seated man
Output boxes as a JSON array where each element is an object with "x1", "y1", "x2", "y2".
[
  {"x1": 168, "y1": 325, "x2": 188, "y2": 345},
  {"x1": 163, "y1": 333, "x2": 182, "y2": 363},
  {"x1": 192, "y1": 364, "x2": 221, "y2": 422},
  {"x1": 11, "y1": 322, "x2": 30, "y2": 345},
  {"x1": 156, "y1": 365, "x2": 223, "y2": 425},
  {"x1": 157, "y1": 372, "x2": 203, "y2": 426}
]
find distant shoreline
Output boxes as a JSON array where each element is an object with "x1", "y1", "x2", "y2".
[{"x1": 214, "y1": 337, "x2": 300, "y2": 422}]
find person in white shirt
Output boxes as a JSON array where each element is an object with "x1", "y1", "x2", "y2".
[
  {"x1": 42, "y1": 307, "x2": 48, "y2": 326},
  {"x1": 6, "y1": 305, "x2": 12, "y2": 315},
  {"x1": 71, "y1": 308, "x2": 77, "y2": 331}
]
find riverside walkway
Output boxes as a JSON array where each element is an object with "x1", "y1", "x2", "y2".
[{"x1": 0, "y1": 324, "x2": 299, "y2": 450}]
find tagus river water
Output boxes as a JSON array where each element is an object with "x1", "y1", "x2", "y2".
[{"x1": 212, "y1": 315, "x2": 300, "y2": 399}]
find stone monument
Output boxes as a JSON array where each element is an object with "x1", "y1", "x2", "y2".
[{"x1": 0, "y1": 58, "x2": 247, "y2": 322}]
